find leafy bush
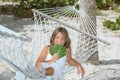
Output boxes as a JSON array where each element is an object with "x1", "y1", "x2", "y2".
[
  {"x1": 96, "y1": 0, "x2": 115, "y2": 10},
  {"x1": 103, "y1": 16, "x2": 120, "y2": 30},
  {"x1": 0, "y1": 5, "x2": 33, "y2": 18},
  {"x1": 19, "y1": 0, "x2": 77, "y2": 9},
  {"x1": 113, "y1": 7, "x2": 120, "y2": 13},
  {"x1": 0, "y1": 0, "x2": 77, "y2": 18},
  {"x1": 0, "y1": 5, "x2": 16, "y2": 15},
  {"x1": 14, "y1": 4, "x2": 33, "y2": 18}
]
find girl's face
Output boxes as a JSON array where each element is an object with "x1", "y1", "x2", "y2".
[{"x1": 54, "y1": 32, "x2": 66, "y2": 46}]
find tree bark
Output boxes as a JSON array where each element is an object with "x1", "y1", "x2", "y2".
[{"x1": 80, "y1": 0, "x2": 99, "y2": 65}]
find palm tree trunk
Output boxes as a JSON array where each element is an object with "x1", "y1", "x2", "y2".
[{"x1": 80, "y1": 0, "x2": 99, "y2": 65}]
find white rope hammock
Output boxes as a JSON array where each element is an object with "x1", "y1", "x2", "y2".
[
  {"x1": 31, "y1": 4, "x2": 110, "y2": 65},
  {"x1": 0, "y1": 0, "x2": 110, "y2": 80},
  {"x1": 0, "y1": 25, "x2": 47, "y2": 79}
]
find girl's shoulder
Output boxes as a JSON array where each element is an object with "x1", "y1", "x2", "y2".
[
  {"x1": 41, "y1": 45, "x2": 50, "y2": 54},
  {"x1": 42, "y1": 45, "x2": 50, "y2": 51},
  {"x1": 44, "y1": 45, "x2": 50, "y2": 49}
]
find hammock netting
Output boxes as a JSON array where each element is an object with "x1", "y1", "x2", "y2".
[
  {"x1": 0, "y1": 25, "x2": 47, "y2": 79},
  {"x1": 0, "y1": 1, "x2": 110, "y2": 80}
]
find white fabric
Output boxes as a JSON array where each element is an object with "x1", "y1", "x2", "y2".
[
  {"x1": 15, "y1": 50, "x2": 66, "y2": 80},
  {"x1": 41, "y1": 52, "x2": 67, "y2": 80},
  {"x1": 15, "y1": 71, "x2": 26, "y2": 80}
]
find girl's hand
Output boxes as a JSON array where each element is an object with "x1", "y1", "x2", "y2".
[
  {"x1": 36, "y1": 63, "x2": 42, "y2": 72},
  {"x1": 49, "y1": 53, "x2": 59, "y2": 63},
  {"x1": 77, "y1": 64, "x2": 85, "y2": 77}
]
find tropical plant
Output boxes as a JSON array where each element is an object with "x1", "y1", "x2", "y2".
[
  {"x1": 96, "y1": 0, "x2": 115, "y2": 9},
  {"x1": 103, "y1": 16, "x2": 120, "y2": 30}
]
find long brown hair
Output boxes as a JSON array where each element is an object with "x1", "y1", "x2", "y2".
[{"x1": 50, "y1": 27, "x2": 71, "y2": 48}]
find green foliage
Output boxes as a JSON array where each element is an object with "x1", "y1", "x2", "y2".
[
  {"x1": 115, "y1": 0, "x2": 120, "y2": 4},
  {"x1": 116, "y1": 16, "x2": 120, "y2": 29},
  {"x1": 96, "y1": 0, "x2": 115, "y2": 9},
  {"x1": 0, "y1": 0, "x2": 77, "y2": 18},
  {"x1": 103, "y1": 16, "x2": 120, "y2": 30},
  {"x1": 2, "y1": 0, "x2": 17, "y2": 2},
  {"x1": 14, "y1": 6, "x2": 33, "y2": 18},
  {"x1": 50, "y1": 44, "x2": 66, "y2": 58},
  {"x1": 2, "y1": 0, "x2": 120, "y2": 18},
  {"x1": 113, "y1": 7, "x2": 120, "y2": 13},
  {"x1": 12, "y1": 0, "x2": 77, "y2": 18},
  {"x1": 0, "y1": 5, "x2": 33, "y2": 18},
  {"x1": 19, "y1": 0, "x2": 77, "y2": 9},
  {"x1": 0, "y1": 5, "x2": 15, "y2": 15}
]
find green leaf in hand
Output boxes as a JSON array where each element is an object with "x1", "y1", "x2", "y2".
[{"x1": 50, "y1": 44, "x2": 66, "y2": 58}]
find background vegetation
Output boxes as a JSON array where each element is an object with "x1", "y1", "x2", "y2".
[
  {"x1": 0, "y1": 0, "x2": 77, "y2": 18},
  {"x1": 0, "y1": 0, "x2": 120, "y2": 30},
  {"x1": 103, "y1": 16, "x2": 120, "y2": 30}
]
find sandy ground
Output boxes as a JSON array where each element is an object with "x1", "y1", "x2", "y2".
[{"x1": 0, "y1": 10, "x2": 120, "y2": 80}]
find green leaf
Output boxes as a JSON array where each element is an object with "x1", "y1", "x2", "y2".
[
  {"x1": 43, "y1": 0, "x2": 48, "y2": 3},
  {"x1": 50, "y1": 44, "x2": 66, "y2": 58}
]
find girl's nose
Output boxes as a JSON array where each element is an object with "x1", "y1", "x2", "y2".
[{"x1": 57, "y1": 40, "x2": 61, "y2": 44}]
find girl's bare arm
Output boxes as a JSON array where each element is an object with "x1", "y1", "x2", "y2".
[
  {"x1": 35, "y1": 46, "x2": 48, "y2": 66},
  {"x1": 66, "y1": 48, "x2": 85, "y2": 77}
]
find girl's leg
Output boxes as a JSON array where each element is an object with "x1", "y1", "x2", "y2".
[
  {"x1": 40, "y1": 63, "x2": 54, "y2": 75},
  {"x1": 45, "y1": 67, "x2": 54, "y2": 75}
]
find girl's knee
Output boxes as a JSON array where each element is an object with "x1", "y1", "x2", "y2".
[{"x1": 45, "y1": 67, "x2": 54, "y2": 75}]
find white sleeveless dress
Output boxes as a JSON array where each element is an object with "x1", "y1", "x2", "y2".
[
  {"x1": 41, "y1": 50, "x2": 67, "y2": 80},
  {"x1": 15, "y1": 49, "x2": 67, "y2": 80}
]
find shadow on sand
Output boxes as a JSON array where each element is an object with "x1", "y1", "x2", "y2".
[
  {"x1": 100, "y1": 59, "x2": 120, "y2": 65},
  {"x1": 82, "y1": 68, "x2": 120, "y2": 80},
  {"x1": 0, "y1": 15, "x2": 34, "y2": 32}
]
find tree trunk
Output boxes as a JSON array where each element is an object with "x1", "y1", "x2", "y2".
[{"x1": 80, "y1": 0, "x2": 99, "y2": 65}]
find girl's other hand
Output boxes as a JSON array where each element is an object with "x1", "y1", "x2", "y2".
[
  {"x1": 49, "y1": 53, "x2": 59, "y2": 63},
  {"x1": 77, "y1": 64, "x2": 85, "y2": 77},
  {"x1": 36, "y1": 64, "x2": 41, "y2": 72}
]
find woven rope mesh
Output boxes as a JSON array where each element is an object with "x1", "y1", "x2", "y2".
[
  {"x1": 0, "y1": 26, "x2": 47, "y2": 79},
  {"x1": 0, "y1": 27, "x2": 28, "y2": 70},
  {"x1": 31, "y1": 6, "x2": 99, "y2": 65}
]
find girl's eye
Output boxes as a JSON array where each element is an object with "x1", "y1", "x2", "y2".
[{"x1": 55, "y1": 36, "x2": 59, "y2": 39}]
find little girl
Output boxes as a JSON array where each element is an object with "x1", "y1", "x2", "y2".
[{"x1": 35, "y1": 27, "x2": 85, "y2": 80}]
